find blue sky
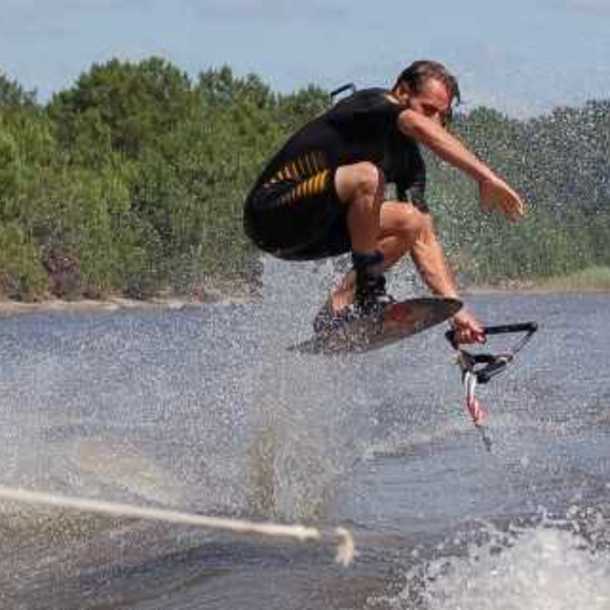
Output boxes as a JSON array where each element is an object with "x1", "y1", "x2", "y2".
[{"x1": 2, "y1": 0, "x2": 609, "y2": 117}]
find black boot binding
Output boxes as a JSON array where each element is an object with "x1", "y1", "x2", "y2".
[
  {"x1": 313, "y1": 251, "x2": 393, "y2": 334},
  {"x1": 352, "y1": 250, "x2": 393, "y2": 316}
]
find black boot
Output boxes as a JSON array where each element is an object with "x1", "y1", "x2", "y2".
[
  {"x1": 352, "y1": 250, "x2": 393, "y2": 316},
  {"x1": 312, "y1": 251, "x2": 393, "y2": 334}
]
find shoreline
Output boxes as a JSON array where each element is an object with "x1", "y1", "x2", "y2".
[
  {"x1": 1, "y1": 284, "x2": 608, "y2": 318},
  {"x1": 462, "y1": 285, "x2": 610, "y2": 296},
  {"x1": 0, "y1": 297, "x2": 192, "y2": 317},
  {"x1": 0, "y1": 293, "x2": 254, "y2": 318},
  {"x1": 464, "y1": 268, "x2": 610, "y2": 296}
]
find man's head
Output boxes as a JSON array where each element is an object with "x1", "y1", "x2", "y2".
[{"x1": 392, "y1": 60, "x2": 460, "y2": 126}]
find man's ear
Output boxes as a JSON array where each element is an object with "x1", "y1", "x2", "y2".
[{"x1": 394, "y1": 81, "x2": 411, "y2": 102}]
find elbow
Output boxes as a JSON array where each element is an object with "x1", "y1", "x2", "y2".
[
  {"x1": 398, "y1": 110, "x2": 424, "y2": 139},
  {"x1": 398, "y1": 110, "x2": 442, "y2": 146}
]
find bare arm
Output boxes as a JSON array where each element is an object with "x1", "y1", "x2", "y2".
[
  {"x1": 409, "y1": 209, "x2": 484, "y2": 343},
  {"x1": 397, "y1": 109, "x2": 525, "y2": 221},
  {"x1": 397, "y1": 109, "x2": 518, "y2": 343},
  {"x1": 398, "y1": 109, "x2": 495, "y2": 181}
]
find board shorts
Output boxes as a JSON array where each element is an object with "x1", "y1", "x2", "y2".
[{"x1": 243, "y1": 166, "x2": 353, "y2": 261}]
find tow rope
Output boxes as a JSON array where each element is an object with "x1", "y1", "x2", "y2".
[{"x1": 446, "y1": 322, "x2": 538, "y2": 451}]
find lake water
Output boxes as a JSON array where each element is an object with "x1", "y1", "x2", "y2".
[{"x1": 0, "y1": 259, "x2": 608, "y2": 609}]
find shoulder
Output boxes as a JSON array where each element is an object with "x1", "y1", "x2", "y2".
[{"x1": 329, "y1": 88, "x2": 406, "y2": 119}]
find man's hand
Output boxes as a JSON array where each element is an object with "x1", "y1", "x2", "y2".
[
  {"x1": 451, "y1": 308, "x2": 486, "y2": 345},
  {"x1": 479, "y1": 176, "x2": 526, "y2": 221}
]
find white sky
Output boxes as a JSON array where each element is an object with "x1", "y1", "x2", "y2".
[{"x1": 2, "y1": 0, "x2": 609, "y2": 116}]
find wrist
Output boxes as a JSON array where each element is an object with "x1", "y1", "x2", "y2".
[{"x1": 478, "y1": 170, "x2": 497, "y2": 185}]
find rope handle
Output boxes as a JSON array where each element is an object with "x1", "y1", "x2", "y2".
[
  {"x1": 445, "y1": 322, "x2": 538, "y2": 350},
  {"x1": 446, "y1": 322, "x2": 538, "y2": 384}
]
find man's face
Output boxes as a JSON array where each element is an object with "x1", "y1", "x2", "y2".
[{"x1": 406, "y1": 78, "x2": 452, "y2": 126}]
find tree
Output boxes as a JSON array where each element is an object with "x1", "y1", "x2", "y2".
[
  {"x1": 48, "y1": 57, "x2": 198, "y2": 158},
  {"x1": 197, "y1": 65, "x2": 276, "y2": 110},
  {"x1": 277, "y1": 85, "x2": 330, "y2": 132},
  {"x1": 0, "y1": 71, "x2": 37, "y2": 108}
]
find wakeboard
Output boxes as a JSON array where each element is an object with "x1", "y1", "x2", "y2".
[{"x1": 288, "y1": 297, "x2": 462, "y2": 355}]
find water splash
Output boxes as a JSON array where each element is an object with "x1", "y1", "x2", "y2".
[{"x1": 369, "y1": 512, "x2": 610, "y2": 610}]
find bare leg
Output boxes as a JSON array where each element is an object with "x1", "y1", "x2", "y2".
[
  {"x1": 334, "y1": 162, "x2": 385, "y2": 253},
  {"x1": 326, "y1": 162, "x2": 386, "y2": 310},
  {"x1": 397, "y1": 206, "x2": 459, "y2": 299},
  {"x1": 330, "y1": 201, "x2": 459, "y2": 310}
]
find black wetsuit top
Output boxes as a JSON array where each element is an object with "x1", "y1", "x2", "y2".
[{"x1": 244, "y1": 88, "x2": 427, "y2": 258}]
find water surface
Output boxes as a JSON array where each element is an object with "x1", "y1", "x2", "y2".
[{"x1": 0, "y1": 262, "x2": 608, "y2": 609}]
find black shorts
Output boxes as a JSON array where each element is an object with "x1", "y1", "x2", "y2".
[{"x1": 243, "y1": 167, "x2": 352, "y2": 261}]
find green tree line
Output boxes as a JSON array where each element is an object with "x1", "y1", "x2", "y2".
[
  {"x1": 0, "y1": 58, "x2": 608, "y2": 300},
  {"x1": 430, "y1": 103, "x2": 610, "y2": 284}
]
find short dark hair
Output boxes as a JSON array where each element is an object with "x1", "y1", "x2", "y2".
[{"x1": 393, "y1": 60, "x2": 461, "y2": 123}]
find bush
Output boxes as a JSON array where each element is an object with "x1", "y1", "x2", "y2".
[{"x1": 0, "y1": 224, "x2": 47, "y2": 300}]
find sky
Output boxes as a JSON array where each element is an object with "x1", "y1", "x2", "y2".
[{"x1": 2, "y1": 0, "x2": 610, "y2": 117}]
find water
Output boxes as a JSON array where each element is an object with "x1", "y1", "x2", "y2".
[{"x1": 0, "y1": 259, "x2": 608, "y2": 609}]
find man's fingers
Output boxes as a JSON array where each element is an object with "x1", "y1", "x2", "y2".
[
  {"x1": 473, "y1": 328, "x2": 486, "y2": 344},
  {"x1": 459, "y1": 328, "x2": 485, "y2": 344},
  {"x1": 506, "y1": 190, "x2": 526, "y2": 218},
  {"x1": 499, "y1": 194, "x2": 525, "y2": 222},
  {"x1": 454, "y1": 323, "x2": 486, "y2": 345},
  {"x1": 481, "y1": 180, "x2": 526, "y2": 221}
]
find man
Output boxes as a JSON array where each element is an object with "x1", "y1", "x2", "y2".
[{"x1": 243, "y1": 60, "x2": 525, "y2": 344}]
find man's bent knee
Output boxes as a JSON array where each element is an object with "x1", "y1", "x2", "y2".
[
  {"x1": 335, "y1": 162, "x2": 385, "y2": 205},
  {"x1": 413, "y1": 207, "x2": 435, "y2": 238},
  {"x1": 380, "y1": 202, "x2": 434, "y2": 237}
]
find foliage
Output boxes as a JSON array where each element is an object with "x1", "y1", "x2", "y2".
[
  {"x1": 0, "y1": 58, "x2": 608, "y2": 300},
  {"x1": 429, "y1": 101, "x2": 610, "y2": 285},
  {"x1": 48, "y1": 57, "x2": 198, "y2": 158},
  {"x1": 0, "y1": 70, "x2": 37, "y2": 109}
]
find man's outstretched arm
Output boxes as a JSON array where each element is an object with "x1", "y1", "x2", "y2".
[
  {"x1": 408, "y1": 211, "x2": 485, "y2": 344},
  {"x1": 397, "y1": 109, "x2": 526, "y2": 221}
]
